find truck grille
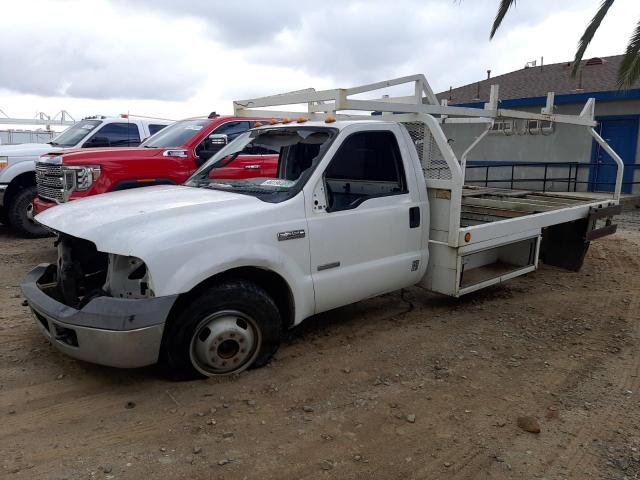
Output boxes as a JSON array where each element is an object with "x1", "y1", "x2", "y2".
[
  {"x1": 37, "y1": 185, "x2": 65, "y2": 202},
  {"x1": 36, "y1": 163, "x2": 65, "y2": 202}
]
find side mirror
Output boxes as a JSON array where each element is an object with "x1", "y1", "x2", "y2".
[
  {"x1": 208, "y1": 134, "x2": 228, "y2": 147},
  {"x1": 195, "y1": 134, "x2": 229, "y2": 165},
  {"x1": 85, "y1": 136, "x2": 111, "y2": 148}
]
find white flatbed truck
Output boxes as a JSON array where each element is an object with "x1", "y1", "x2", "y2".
[{"x1": 21, "y1": 75, "x2": 623, "y2": 379}]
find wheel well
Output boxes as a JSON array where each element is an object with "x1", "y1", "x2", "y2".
[
  {"x1": 169, "y1": 267, "x2": 295, "y2": 329},
  {"x1": 4, "y1": 172, "x2": 36, "y2": 206}
]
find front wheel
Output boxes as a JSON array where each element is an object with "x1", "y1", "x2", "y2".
[
  {"x1": 0, "y1": 206, "x2": 10, "y2": 226},
  {"x1": 160, "y1": 280, "x2": 282, "y2": 380},
  {"x1": 8, "y1": 186, "x2": 49, "y2": 238}
]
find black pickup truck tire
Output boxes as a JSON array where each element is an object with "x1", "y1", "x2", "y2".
[
  {"x1": 0, "y1": 206, "x2": 9, "y2": 226},
  {"x1": 8, "y1": 186, "x2": 49, "y2": 238},
  {"x1": 160, "y1": 280, "x2": 282, "y2": 381}
]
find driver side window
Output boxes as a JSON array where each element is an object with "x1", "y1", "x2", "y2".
[
  {"x1": 84, "y1": 123, "x2": 141, "y2": 148},
  {"x1": 324, "y1": 130, "x2": 407, "y2": 212}
]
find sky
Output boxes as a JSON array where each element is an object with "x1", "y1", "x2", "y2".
[{"x1": 0, "y1": 0, "x2": 637, "y2": 129}]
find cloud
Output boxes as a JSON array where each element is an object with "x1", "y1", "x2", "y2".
[
  {"x1": 118, "y1": 0, "x2": 613, "y2": 95},
  {"x1": 0, "y1": 0, "x2": 636, "y2": 121},
  {"x1": 245, "y1": 0, "x2": 601, "y2": 86},
  {"x1": 0, "y1": 0, "x2": 205, "y2": 100},
  {"x1": 117, "y1": 0, "x2": 303, "y2": 47}
]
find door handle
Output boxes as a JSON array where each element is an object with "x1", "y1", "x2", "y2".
[
  {"x1": 244, "y1": 164, "x2": 261, "y2": 170},
  {"x1": 409, "y1": 206, "x2": 420, "y2": 228}
]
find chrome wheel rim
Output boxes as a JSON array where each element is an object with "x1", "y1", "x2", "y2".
[{"x1": 189, "y1": 310, "x2": 261, "y2": 376}]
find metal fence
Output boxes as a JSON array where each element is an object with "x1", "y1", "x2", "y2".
[
  {"x1": 466, "y1": 161, "x2": 640, "y2": 193},
  {"x1": 0, "y1": 129, "x2": 58, "y2": 145}
]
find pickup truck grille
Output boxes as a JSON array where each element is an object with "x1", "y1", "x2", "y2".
[
  {"x1": 37, "y1": 185, "x2": 65, "y2": 202},
  {"x1": 36, "y1": 163, "x2": 65, "y2": 202}
]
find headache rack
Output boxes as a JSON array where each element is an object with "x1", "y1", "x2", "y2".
[{"x1": 234, "y1": 75, "x2": 624, "y2": 296}]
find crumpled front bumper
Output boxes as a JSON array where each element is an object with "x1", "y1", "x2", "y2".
[{"x1": 20, "y1": 264, "x2": 178, "y2": 368}]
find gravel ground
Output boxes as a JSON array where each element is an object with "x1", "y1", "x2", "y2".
[
  {"x1": 617, "y1": 202, "x2": 640, "y2": 231},
  {"x1": 0, "y1": 209, "x2": 638, "y2": 480}
]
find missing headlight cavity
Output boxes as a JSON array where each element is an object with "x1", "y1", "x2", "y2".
[
  {"x1": 52, "y1": 234, "x2": 153, "y2": 307},
  {"x1": 104, "y1": 254, "x2": 153, "y2": 299},
  {"x1": 56, "y1": 233, "x2": 108, "y2": 307}
]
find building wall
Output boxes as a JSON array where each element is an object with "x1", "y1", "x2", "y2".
[{"x1": 443, "y1": 98, "x2": 640, "y2": 194}]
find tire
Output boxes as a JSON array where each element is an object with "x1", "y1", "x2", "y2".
[
  {"x1": 0, "y1": 206, "x2": 9, "y2": 226},
  {"x1": 160, "y1": 280, "x2": 282, "y2": 381},
  {"x1": 8, "y1": 186, "x2": 49, "y2": 238}
]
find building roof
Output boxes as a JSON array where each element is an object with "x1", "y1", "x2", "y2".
[{"x1": 437, "y1": 55, "x2": 640, "y2": 105}]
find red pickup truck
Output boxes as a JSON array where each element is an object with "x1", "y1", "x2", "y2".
[{"x1": 33, "y1": 114, "x2": 277, "y2": 214}]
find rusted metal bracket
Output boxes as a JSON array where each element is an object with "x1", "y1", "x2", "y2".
[{"x1": 585, "y1": 205, "x2": 621, "y2": 241}]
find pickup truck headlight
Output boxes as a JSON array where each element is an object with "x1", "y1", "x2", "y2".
[{"x1": 62, "y1": 165, "x2": 101, "y2": 191}]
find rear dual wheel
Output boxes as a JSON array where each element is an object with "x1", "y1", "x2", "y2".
[{"x1": 161, "y1": 280, "x2": 282, "y2": 380}]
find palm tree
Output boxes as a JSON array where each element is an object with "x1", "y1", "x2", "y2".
[{"x1": 489, "y1": 0, "x2": 640, "y2": 89}]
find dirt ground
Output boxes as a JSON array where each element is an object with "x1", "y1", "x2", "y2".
[{"x1": 1, "y1": 208, "x2": 639, "y2": 480}]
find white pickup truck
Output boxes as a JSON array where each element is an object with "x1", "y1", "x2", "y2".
[
  {"x1": 0, "y1": 115, "x2": 171, "y2": 237},
  {"x1": 21, "y1": 75, "x2": 622, "y2": 380}
]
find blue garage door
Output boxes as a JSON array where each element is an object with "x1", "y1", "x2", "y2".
[{"x1": 590, "y1": 116, "x2": 638, "y2": 193}]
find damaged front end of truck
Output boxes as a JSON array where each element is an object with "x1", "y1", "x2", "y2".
[{"x1": 21, "y1": 232, "x2": 177, "y2": 368}]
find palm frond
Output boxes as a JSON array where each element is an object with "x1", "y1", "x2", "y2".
[
  {"x1": 617, "y1": 20, "x2": 640, "y2": 89},
  {"x1": 572, "y1": 0, "x2": 615, "y2": 76},
  {"x1": 489, "y1": 0, "x2": 517, "y2": 39}
]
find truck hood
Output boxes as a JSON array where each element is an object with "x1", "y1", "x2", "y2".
[
  {"x1": 35, "y1": 185, "x2": 271, "y2": 256},
  {"x1": 52, "y1": 147, "x2": 165, "y2": 165},
  {"x1": 0, "y1": 143, "x2": 62, "y2": 157}
]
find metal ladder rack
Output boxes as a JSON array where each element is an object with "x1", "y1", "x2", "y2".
[{"x1": 233, "y1": 74, "x2": 624, "y2": 201}]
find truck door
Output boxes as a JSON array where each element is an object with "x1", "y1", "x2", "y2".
[
  {"x1": 590, "y1": 117, "x2": 638, "y2": 193},
  {"x1": 306, "y1": 126, "x2": 424, "y2": 313}
]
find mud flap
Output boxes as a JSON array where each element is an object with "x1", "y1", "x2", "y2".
[
  {"x1": 540, "y1": 205, "x2": 620, "y2": 272},
  {"x1": 540, "y1": 219, "x2": 590, "y2": 272}
]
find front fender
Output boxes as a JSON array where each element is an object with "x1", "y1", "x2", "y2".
[
  {"x1": 150, "y1": 242, "x2": 315, "y2": 325},
  {"x1": 0, "y1": 156, "x2": 38, "y2": 184}
]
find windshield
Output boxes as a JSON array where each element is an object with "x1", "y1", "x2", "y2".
[
  {"x1": 50, "y1": 120, "x2": 101, "y2": 147},
  {"x1": 140, "y1": 119, "x2": 210, "y2": 148},
  {"x1": 186, "y1": 126, "x2": 337, "y2": 202}
]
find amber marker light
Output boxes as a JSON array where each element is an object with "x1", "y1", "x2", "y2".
[
  {"x1": 325, "y1": 116, "x2": 336, "y2": 123},
  {"x1": 464, "y1": 232, "x2": 472, "y2": 242}
]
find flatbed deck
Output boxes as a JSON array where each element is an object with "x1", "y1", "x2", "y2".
[
  {"x1": 461, "y1": 186, "x2": 609, "y2": 226},
  {"x1": 457, "y1": 185, "x2": 617, "y2": 249}
]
